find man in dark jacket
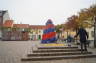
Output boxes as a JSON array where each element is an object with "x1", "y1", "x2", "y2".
[{"x1": 75, "y1": 27, "x2": 88, "y2": 52}]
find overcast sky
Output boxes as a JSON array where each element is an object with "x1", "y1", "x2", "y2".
[{"x1": 0, "y1": 0, "x2": 95, "y2": 25}]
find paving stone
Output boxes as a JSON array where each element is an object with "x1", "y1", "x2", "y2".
[{"x1": 0, "y1": 41, "x2": 96, "y2": 63}]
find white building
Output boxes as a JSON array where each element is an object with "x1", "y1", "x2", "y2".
[
  {"x1": 0, "y1": 10, "x2": 10, "y2": 39},
  {"x1": 86, "y1": 27, "x2": 94, "y2": 40},
  {"x1": 29, "y1": 25, "x2": 45, "y2": 40}
]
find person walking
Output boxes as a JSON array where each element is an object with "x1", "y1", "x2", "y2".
[
  {"x1": 74, "y1": 27, "x2": 88, "y2": 53},
  {"x1": 67, "y1": 35, "x2": 72, "y2": 47}
]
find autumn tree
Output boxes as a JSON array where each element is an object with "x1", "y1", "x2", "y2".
[
  {"x1": 78, "y1": 4, "x2": 96, "y2": 27},
  {"x1": 64, "y1": 15, "x2": 79, "y2": 31}
]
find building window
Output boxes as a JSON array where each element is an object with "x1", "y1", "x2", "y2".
[
  {"x1": 8, "y1": 28, "x2": 11, "y2": 31},
  {"x1": 91, "y1": 31, "x2": 94, "y2": 37},
  {"x1": 35, "y1": 30, "x2": 38, "y2": 34},
  {"x1": 30, "y1": 31, "x2": 33, "y2": 34},
  {"x1": 39, "y1": 30, "x2": 41, "y2": 33}
]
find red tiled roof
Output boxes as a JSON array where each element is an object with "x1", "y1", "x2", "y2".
[
  {"x1": 3, "y1": 20, "x2": 13, "y2": 27},
  {"x1": 29, "y1": 25, "x2": 45, "y2": 29},
  {"x1": 13, "y1": 24, "x2": 29, "y2": 28}
]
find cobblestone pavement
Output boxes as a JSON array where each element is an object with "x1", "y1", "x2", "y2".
[{"x1": 0, "y1": 41, "x2": 96, "y2": 63}]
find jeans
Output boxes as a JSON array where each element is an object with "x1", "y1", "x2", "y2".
[{"x1": 80, "y1": 42, "x2": 87, "y2": 52}]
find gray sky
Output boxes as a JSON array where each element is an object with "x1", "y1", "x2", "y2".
[{"x1": 0, "y1": 0, "x2": 95, "y2": 25}]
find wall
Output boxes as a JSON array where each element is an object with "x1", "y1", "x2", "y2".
[
  {"x1": 86, "y1": 27, "x2": 94, "y2": 40},
  {"x1": 61, "y1": 30, "x2": 76, "y2": 39},
  {"x1": 0, "y1": 11, "x2": 10, "y2": 40},
  {"x1": 22, "y1": 32, "x2": 29, "y2": 40},
  {"x1": 3, "y1": 30, "x2": 29, "y2": 41},
  {"x1": 0, "y1": 30, "x2": 1, "y2": 38},
  {"x1": 29, "y1": 29, "x2": 43, "y2": 40},
  {"x1": 3, "y1": 11, "x2": 10, "y2": 23},
  {"x1": 0, "y1": 11, "x2": 3, "y2": 39}
]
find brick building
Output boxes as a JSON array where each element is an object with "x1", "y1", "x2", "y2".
[
  {"x1": 3, "y1": 20, "x2": 29, "y2": 41},
  {"x1": 3, "y1": 20, "x2": 13, "y2": 40},
  {"x1": 13, "y1": 24, "x2": 29, "y2": 40}
]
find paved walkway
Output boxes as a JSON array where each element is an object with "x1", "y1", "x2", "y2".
[{"x1": 0, "y1": 41, "x2": 96, "y2": 63}]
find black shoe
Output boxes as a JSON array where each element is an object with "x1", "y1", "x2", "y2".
[{"x1": 85, "y1": 49, "x2": 87, "y2": 51}]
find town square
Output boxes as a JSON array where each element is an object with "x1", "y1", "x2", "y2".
[{"x1": 0, "y1": 0, "x2": 96, "y2": 63}]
